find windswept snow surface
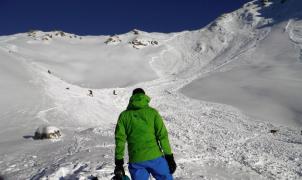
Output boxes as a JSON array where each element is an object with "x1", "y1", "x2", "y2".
[
  {"x1": 0, "y1": 0, "x2": 302, "y2": 179},
  {"x1": 182, "y1": 0, "x2": 302, "y2": 127}
]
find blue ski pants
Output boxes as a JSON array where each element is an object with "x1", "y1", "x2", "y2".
[{"x1": 128, "y1": 156, "x2": 173, "y2": 180}]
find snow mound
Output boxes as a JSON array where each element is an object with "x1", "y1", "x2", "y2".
[{"x1": 34, "y1": 125, "x2": 61, "y2": 139}]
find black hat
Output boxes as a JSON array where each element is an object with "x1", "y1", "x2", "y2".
[{"x1": 132, "y1": 88, "x2": 145, "y2": 95}]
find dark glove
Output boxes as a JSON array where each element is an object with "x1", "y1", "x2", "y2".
[
  {"x1": 114, "y1": 158, "x2": 125, "y2": 180},
  {"x1": 165, "y1": 154, "x2": 177, "y2": 174}
]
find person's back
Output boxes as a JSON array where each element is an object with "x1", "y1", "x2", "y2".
[{"x1": 114, "y1": 88, "x2": 176, "y2": 180}]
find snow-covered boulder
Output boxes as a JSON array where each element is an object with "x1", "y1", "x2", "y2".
[{"x1": 34, "y1": 125, "x2": 61, "y2": 139}]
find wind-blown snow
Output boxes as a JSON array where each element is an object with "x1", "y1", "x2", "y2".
[{"x1": 0, "y1": 0, "x2": 302, "y2": 179}]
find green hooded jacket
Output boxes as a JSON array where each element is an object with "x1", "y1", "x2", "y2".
[{"x1": 115, "y1": 93, "x2": 172, "y2": 163}]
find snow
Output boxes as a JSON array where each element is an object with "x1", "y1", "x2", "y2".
[
  {"x1": 35, "y1": 125, "x2": 61, "y2": 139},
  {"x1": 104, "y1": 35, "x2": 121, "y2": 45},
  {"x1": 5, "y1": 30, "x2": 162, "y2": 89},
  {"x1": 181, "y1": 1, "x2": 302, "y2": 127},
  {"x1": 0, "y1": 0, "x2": 302, "y2": 179},
  {"x1": 35, "y1": 126, "x2": 60, "y2": 134}
]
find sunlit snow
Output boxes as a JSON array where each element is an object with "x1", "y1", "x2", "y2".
[{"x1": 0, "y1": 0, "x2": 302, "y2": 179}]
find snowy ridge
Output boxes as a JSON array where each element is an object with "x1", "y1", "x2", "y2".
[
  {"x1": 287, "y1": 19, "x2": 302, "y2": 62},
  {"x1": 0, "y1": 0, "x2": 302, "y2": 179}
]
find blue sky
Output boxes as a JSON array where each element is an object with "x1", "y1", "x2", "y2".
[{"x1": 0, "y1": 0, "x2": 251, "y2": 35}]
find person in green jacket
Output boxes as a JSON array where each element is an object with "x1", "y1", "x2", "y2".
[{"x1": 114, "y1": 88, "x2": 176, "y2": 180}]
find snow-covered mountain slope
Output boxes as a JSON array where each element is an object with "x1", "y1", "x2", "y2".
[
  {"x1": 3, "y1": 30, "x2": 165, "y2": 89},
  {"x1": 0, "y1": 0, "x2": 302, "y2": 179},
  {"x1": 181, "y1": 0, "x2": 302, "y2": 127}
]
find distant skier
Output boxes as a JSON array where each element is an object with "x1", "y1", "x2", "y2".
[
  {"x1": 88, "y1": 90, "x2": 93, "y2": 97},
  {"x1": 48, "y1": 70, "x2": 51, "y2": 74},
  {"x1": 114, "y1": 88, "x2": 176, "y2": 180}
]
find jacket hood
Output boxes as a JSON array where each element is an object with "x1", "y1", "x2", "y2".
[{"x1": 127, "y1": 93, "x2": 150, "y2": 110}]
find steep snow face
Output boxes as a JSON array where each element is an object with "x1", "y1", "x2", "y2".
[
  {"x1": 182, "y1": 0, "x2": 302, "y2": 127},
  {"x1": 152, "y1": 0, "x2": 266, "y2": 79}
]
